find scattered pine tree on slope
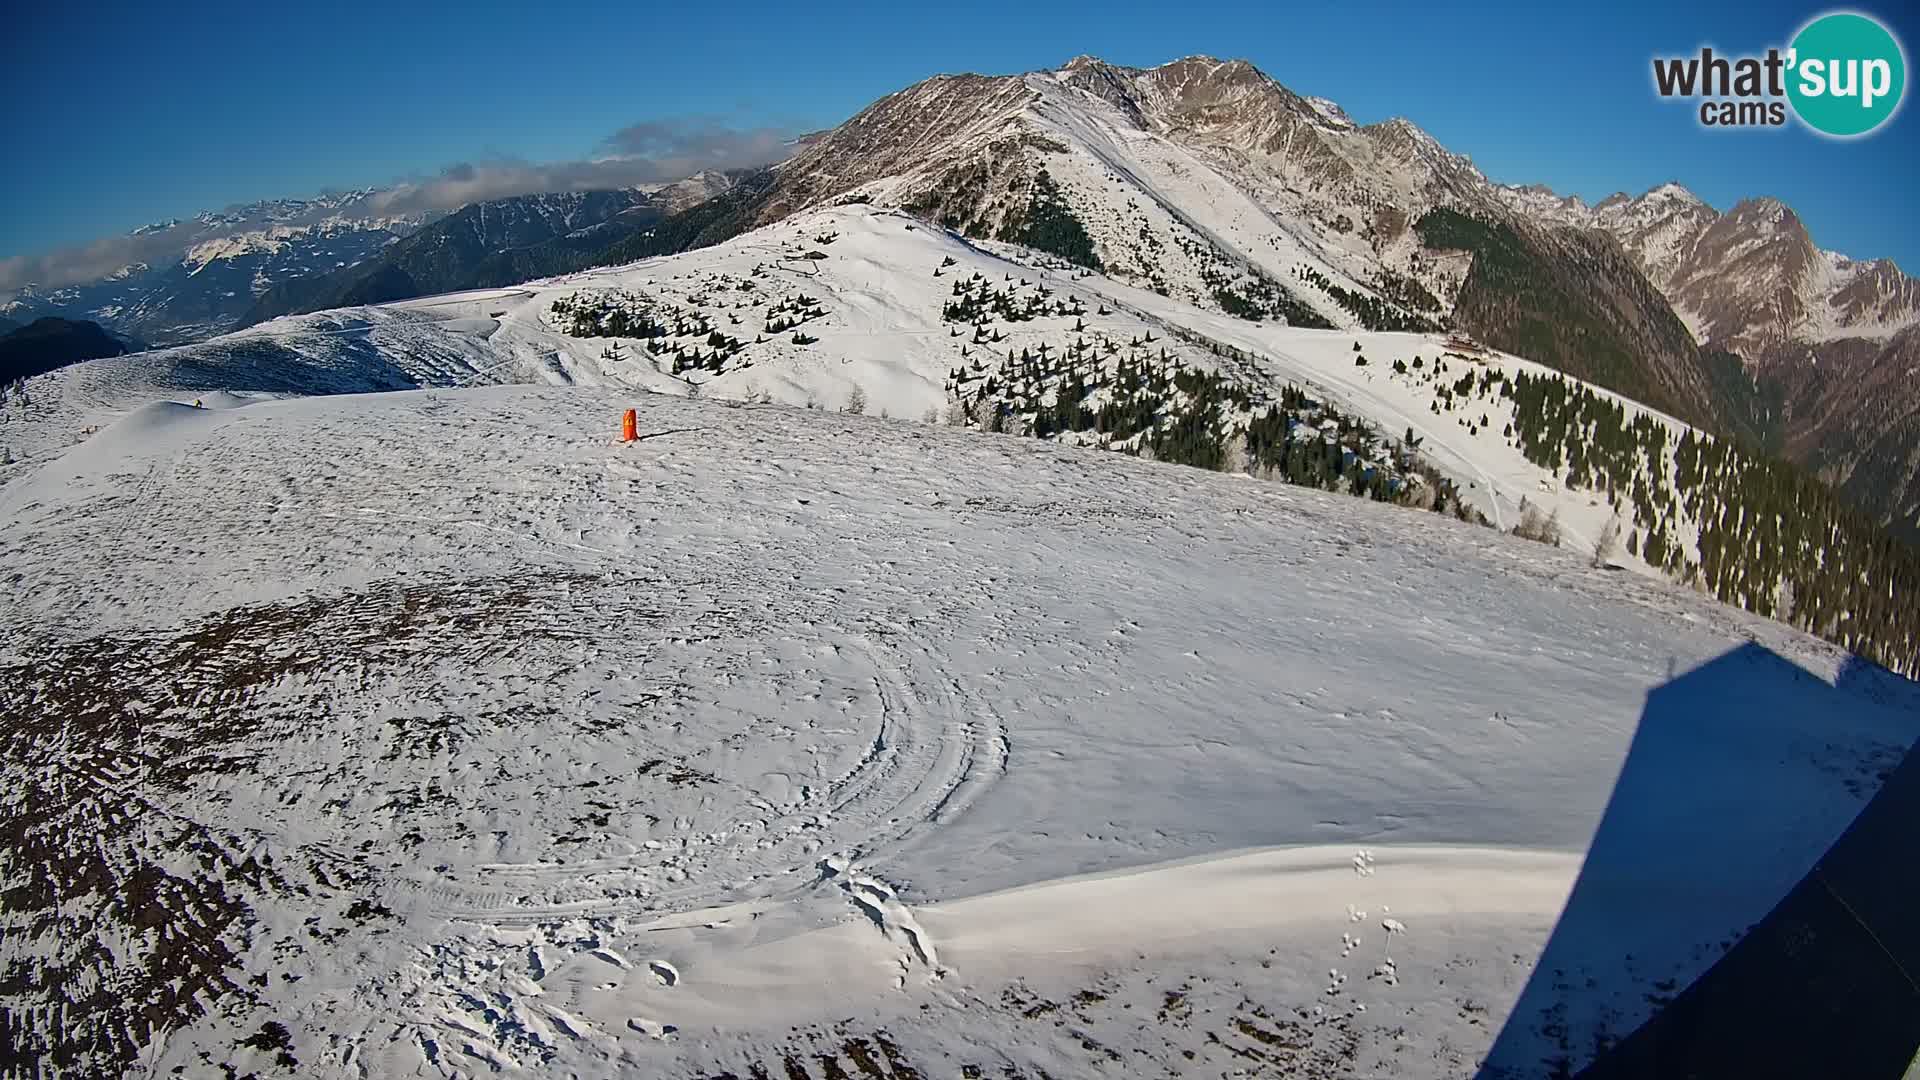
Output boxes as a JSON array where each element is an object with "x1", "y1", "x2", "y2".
[
  {"x1": 1508, "y1": 369, "x2": 1918, "y2": 675},
  {"x1": 997, "y1": 169, "x2": 1103, "y2": 272},
  {"x1": 945, "y1": 336, "x2": 1481, "y2": 522}
]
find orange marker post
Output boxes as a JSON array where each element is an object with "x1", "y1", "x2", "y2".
[{"x1": 620, "y1": 408, "x2": 638, "y2": 443}]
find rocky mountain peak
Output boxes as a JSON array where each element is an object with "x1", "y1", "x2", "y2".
[
  {"x1": 1368, "y1": 116, "x2": 1446, "y2": 153},
  {"x1": 1725, "y1": 195, "x2": 1794, "y2": 223},
  {"x1": 1131, "y1": 54, "x2": 1292, "y2": 115},
  {"x1": 1303, "y1": 96, "x2": 1357, "y2": 130},
  {"x1": 1643, "y1": 181, "x2": 1706, "y2": 206}
]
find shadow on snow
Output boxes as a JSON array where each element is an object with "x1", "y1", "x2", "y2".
[{"x1": 1476, "y1": 643, "x2": 1920, "y2": 1079}]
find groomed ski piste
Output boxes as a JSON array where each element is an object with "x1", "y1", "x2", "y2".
[{"x1": 3, "y1": 205, "x2": 1917, "y2": 1078}]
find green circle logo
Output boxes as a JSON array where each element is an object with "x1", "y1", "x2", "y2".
[{"x1": 1787, "y1": 12, "x2": 1906, "y2": 136}]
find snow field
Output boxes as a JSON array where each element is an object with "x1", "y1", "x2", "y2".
[{"x1": 4, "y1": 383, "x2": 1912, "y2": 1077}]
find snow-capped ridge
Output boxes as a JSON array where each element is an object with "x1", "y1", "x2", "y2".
[
  {"x1": 1492, "y1": 175, "x2": 1918, "y2": 351},
  {"x1": 1304, "y1": 96, "x2": 1356, "y2": 129},
  {"x1": 1644, "y1": 181, "x2": 1706, "y2": 206}
]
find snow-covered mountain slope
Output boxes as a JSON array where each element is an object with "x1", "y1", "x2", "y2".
[
  {"x1": 703, "y1": 53, "x2": 1917, "y2": 535},
  {"x1": 5, "y1": 204, "x2": 1715, "y2": 584},
  {"x1": 752, "y1": 55, "x2": 1487, "y2": 334},
  {"x1": 433, "y1": 204, "x2": 1741, "y2": 582},
  {"x1": 4, "y1": 374, "x2": 1914, "y2": 1078},
  {"x1": 559, "y1": 58, "x2": 1726, "y2": 486},
  {"x1": 7, "y1": 222, "x2": 412, "y2": 345},
  {"x1": 1060, "y1": 270, "x2": 1706, "y2": 571},
  {"x1": 0, "y1": 302, "x2": 558, "y2": 469},
  {"x1": 31, "y1": 199, "x2": 1903, "y2": 675}
]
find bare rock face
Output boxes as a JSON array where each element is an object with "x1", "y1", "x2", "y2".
[{"x1": 1549, "y1": 187, "x2": 1920, "y2": 356}]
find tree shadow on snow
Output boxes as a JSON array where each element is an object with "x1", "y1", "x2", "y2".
[{"x1": 1475, "y1": 643, "x2": 1920, "y2": 1080}]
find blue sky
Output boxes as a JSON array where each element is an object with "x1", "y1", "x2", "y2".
[{"x1": 4, "y1": 0, "x2": 1916, "y2": 274}]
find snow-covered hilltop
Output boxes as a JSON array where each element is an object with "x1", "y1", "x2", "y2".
[
  {"x1": 0, "y1": 205, "x2": 1696, "y2": 574},
  {"x1": 9, "y1": 200, "x2": 1915, "y2": 675},
  {"x1": 4, "y1": 369, "x2": 1913, "y2": 1077}
]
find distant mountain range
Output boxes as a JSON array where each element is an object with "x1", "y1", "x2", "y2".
[
  {"x1": 2, "y1": 174, "x2": 740, "y2": 346},
  {"x1": 239, "y1": 173, "x2": 737, "y2": 325},
  {"x1": 1497, "y1": 182, "x2": 1920, "y2": 354},
  {"x1": 2, "y1": 192, "x2": 427, "y2": 346}
]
